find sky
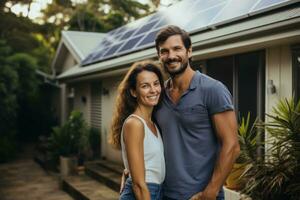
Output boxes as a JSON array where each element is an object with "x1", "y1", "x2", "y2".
[
  {"x1": 9, "y1": 0, "x2": 174, "y2": 21},
  {"x1": 9, "y1": 0, "x2": 52, "y2": 20}
]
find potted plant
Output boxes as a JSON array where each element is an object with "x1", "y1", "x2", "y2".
[
  {"x1": 241, "y1": 98, "x2": 300, "y2": 200},
  {"x1": 49, "y1": 110, "x2": 89, "y2": 176},
  {"x1": 226, "y1": 112, "x2": 259, "y2": 190}
]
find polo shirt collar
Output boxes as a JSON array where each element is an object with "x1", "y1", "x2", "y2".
[
  {"x1": 165, "y1": 70, "x2": 201, "y2": 91},
  {"x1": 189, "y1": 70, "x2": 201, "y2": 90}
]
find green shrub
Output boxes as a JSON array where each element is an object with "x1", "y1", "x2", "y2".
[{"x1": 49, "y1": 110, "x2": 89, "y2": 160}]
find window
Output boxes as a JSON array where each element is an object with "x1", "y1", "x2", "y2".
[{"x1": 205, "y1": 51, "x2": 265, "y2": 123}]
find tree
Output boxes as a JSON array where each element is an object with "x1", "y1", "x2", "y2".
[
  {"x1": 68, "y1": 7, "x2": 108, "y2": 31},
  {"x1": 0, "y1": 40, "x2": 18, "y2": 135},
  {"x1": 0, "y1": 10, "x2": 54, "y2": 73},
  {"x1": 8, "y1": 53, "x2": 41, "y2": 142},
  {"x1": 0, "y1": 39, "x2": 18, "y2": 162},
  {"x1": 42, "y1": 0, "x2": 151, "y2": 32}
]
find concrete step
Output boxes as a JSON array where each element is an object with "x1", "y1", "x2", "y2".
[
  {"x1": 95, "y1": 160, "x2": 124, "y2": 175},
  {"x1": 85, "y1": 162, "x2": 122, "y2": 192},
  {"x1": 62, "y1": 175, "x2": 119, "y2": 200}
]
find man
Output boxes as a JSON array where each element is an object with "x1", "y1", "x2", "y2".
[{"x1": 153, "y1": 25, "x2": 240, "y2": 200}]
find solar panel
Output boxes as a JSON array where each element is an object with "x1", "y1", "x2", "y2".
[
  {"x1": 119, "y1": 35, "x2": 145, "y2": 52},
  {"x1": 102, "y1": 39, "x2": 112, "y2": 47},
  {"x1": 102, "y1": 43, "x2": 122, "y2": 57},
  {"x1": 147, "y1": 14, "x2": 160, "y2": 22},
  {"x1": 134, "y1": 20, "x2": 160, "y2": 36},
  {"x1": 92, "y1": 51, "x2": 104, "y2": 59},
  {"x1": 189, "y1": 0, "x2": 227, "y2": 13},
  {"x1": 81, "y1": 0, "x2": 295, "y2": 66},
  {"x1": 120, "y1": 29, "x2": 136, "y2": 41},
  {"x1": 254, "y1": 0, "x2": 289, "y2": 10},
  {"x1": 153, "y1": 16, "x2": 169, "y2": 29},
  {"x1": 210, "y1": 0, "x2": 258, "y2": 26},
  {"x1": 185, "y1": 3, "x2": 226, "y2": 32},
  {"x1": 250, "y1": 0, "x2": 294, "y2": 15},
  {"x1": 138, "y1": 29, "x2": 160, "y2": 48},
  {"x1": 113, "y1": 26, "x2": 127, "y2": 36}
]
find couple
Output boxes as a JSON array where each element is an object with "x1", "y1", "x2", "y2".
[{"x1": 110, "y1": 25, "x2": 240, "y2": 200}]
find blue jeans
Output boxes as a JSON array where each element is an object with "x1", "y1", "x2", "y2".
[
  {"x1": 162, "y1": 196, "x2": 224, "y2": 200},
  {"x1": 120, "y1": 178, "x2": 162, "y2": 200}
]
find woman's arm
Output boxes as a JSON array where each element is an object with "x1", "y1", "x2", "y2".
[{"x1": 123, "y1": 117, "x2": 150, "y2": 200}]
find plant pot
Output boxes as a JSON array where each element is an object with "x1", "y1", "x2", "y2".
[
  {"x1": 59, "y1": 156, "x2": 77, "y2": 177},
  {"x1": 225, "y1": 163, "x2": 246, "y2": 190}
]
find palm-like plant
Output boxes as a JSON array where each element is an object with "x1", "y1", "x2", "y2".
[
  {"x1": 225, "y1": 113, "x2": 259, "y2": 190},
  {"x1": 241, "y1": 98, "x2": 300, "y2": 200},
  {"x1": 237, "y1": 113, "x2": 259, "y2": 164}
]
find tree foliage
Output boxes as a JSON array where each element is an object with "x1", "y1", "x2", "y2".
[
  {"x1": 0, "y1": 0, "x2": 166, "y2": 161},
  {"x1": 8, "y1": 53, "x2": 39, "y2": 100},
  {"x1": 0, "y1": 40, "x2": 18, "y2": 135},
  {"x1": 0, "y1": 6, "x2": 53, "y2": 73},
  {"x1": 41, "y1": 0, "x2": 151, "y2": 32}
]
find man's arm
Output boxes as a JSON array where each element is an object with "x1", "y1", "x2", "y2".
[{"x1": 190, "y1": 110, "x2": 240, "y2": 200}]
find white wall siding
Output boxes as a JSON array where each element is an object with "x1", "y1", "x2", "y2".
[
  {"x1": 62, "y1": 51, "x2": 77, "y2": 72},
  {"x1": 73, "y1": 83, "x2": 91, "y2": 126},
  {"x1": 266, "y1": 45, "x2": 293, "y2": 115},
  {"x1": 265, "y1": 45, "x2": 293, "y2": 147},
  {"x1": 90, "y1": 82, "x2": 102, "y2": 129},
  {"x1": 101, "y1": 76, "x2": 122, "y2": 164}
]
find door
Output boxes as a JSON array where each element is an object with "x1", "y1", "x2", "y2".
[
  {"x1": 292, "y1": 45, "x2": 300, "y2": 103},
  {"x1": 205, "y1": 50, "x2": 265, "y2": 123}
]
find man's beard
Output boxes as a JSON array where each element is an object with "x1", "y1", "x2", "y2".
[{"x1": 163, "y1": 58, "x2": 188, "y2": 77}]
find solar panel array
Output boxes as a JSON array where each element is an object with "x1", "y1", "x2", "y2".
[{"x1": 82, "y1": 0, "x2": 295, "y2": 66}]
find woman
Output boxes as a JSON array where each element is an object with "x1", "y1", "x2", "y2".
[{"x1": 110, "y1": 60, "x2": 165, "y2": 200}]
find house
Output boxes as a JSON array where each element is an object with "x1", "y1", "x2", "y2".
[
  {"x1": 53, "y1": 0, "x2": 300, "y2": 174},
  {"x1": 52, "y1": 30, "x2": 105, "y2": 125}
]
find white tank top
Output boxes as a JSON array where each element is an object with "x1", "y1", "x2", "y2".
[{"x1": 121, "y1": 114, "x2": 165, "y2": 184}]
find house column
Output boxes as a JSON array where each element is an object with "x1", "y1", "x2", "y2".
[{"x1": 60, "y1": 83, "x2": 68, "y2": 124}]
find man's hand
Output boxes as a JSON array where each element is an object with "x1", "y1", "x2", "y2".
[
  {"x1": 189, "y1": 190, "x2": 217, "y2": 200},
  {"x1": 119, "y1": 169, "x2": 129, "y2": 194}
]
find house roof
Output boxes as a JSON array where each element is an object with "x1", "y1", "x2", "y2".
[
  {"x1": 80, "y1": 0, "x2": 299, "y2": 67},
  {"x1": 52, "y1": 31, "x2": 105, "y2": 75},
  {"x1": 57, "y1": 3, "x2": 300, "y2": 81}
]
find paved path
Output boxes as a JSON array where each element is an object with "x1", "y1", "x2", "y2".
[{"x1": 0, "y1": 146, "x2": 73, "y2": 200}]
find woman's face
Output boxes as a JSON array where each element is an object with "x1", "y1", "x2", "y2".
[{"x1": 132, "y1": 70, "x2": 162, "y2": 108}]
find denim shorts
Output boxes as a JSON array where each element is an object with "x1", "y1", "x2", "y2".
[{"x1": 120, "y1": 178, "x2": 162, "y2": 200}]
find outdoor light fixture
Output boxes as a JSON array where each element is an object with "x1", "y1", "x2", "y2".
[
  {"x1": 267, "y1": 80, "x2": 276, "y2": 94},
  {"x1": 81, "y1": 96, "x2": 87, "y2": 103},
  {"x1": 102, "y1": 88, "x2": 109, "y2": 96},
  {"x1": 68, "y1": 88, "x2": 75, "y2": 98}
]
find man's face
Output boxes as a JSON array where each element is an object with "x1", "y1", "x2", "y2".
[{"x1": 158, "y1": 35, "x2": 192, "y2": 76}]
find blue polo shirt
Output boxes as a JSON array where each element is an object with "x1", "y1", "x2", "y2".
[{"x1": 155, "y1": 71, "x2": 234, "y2": 199}]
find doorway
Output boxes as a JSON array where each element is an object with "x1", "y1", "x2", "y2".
[
  {"x1": 292, "y1": 45, "x2": 300, "y2": 102},
  {"x1": 203, "y1": 50, "x2": 265, "y2": 123}
]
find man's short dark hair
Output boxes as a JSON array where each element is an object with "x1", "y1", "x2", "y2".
[{"x1": 155, "y1": 25, "x2": 191, "y2": 53}]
